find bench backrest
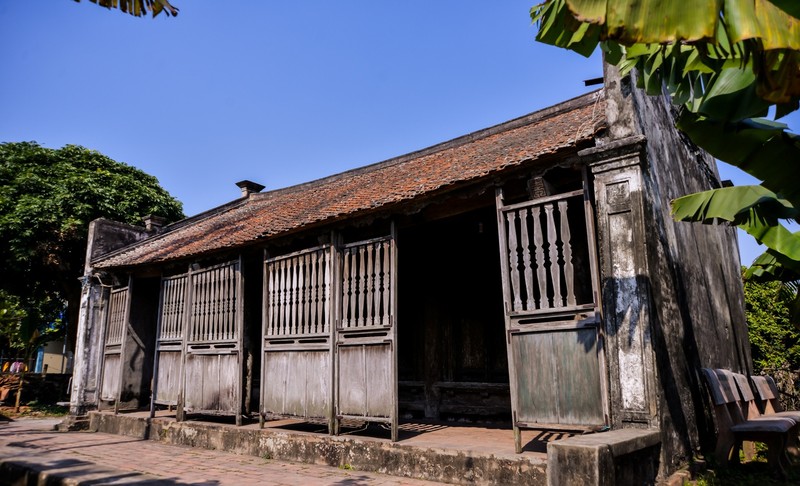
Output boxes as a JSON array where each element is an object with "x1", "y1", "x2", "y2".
[
  {"x1": 752, "y1": 375, "x2": 783, "y2": 414},
  {"x1": 729, "y1": 371, "x2": 764, "y2": 420},
  {"x1": 700, "y1": 368, "x2": 748, "y2": 424}
]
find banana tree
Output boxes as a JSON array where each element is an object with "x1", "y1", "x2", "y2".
[
  {"x1": 532, "y1": 0, "x2": 800, "y2": 322},
  {"x1": 73, "y1": 0, "x2": 178, "y2": 18}
]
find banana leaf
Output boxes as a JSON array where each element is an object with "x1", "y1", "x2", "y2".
[
  {"x1": 558, "y1": 0, "x2": 799, "y2": 49},
  {"x1": 676, "y1": 113, "x2": 800, "y2": 206},
  {"x1": 672, "y1": 185, "x2": 800, "y2": 263},
  {"x1": 74, "y1": 0, "x2": 178, "y2": 17}
]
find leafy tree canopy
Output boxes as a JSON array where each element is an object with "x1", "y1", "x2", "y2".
[{"x1": 0, "y1": 142, "x2": 184, "y2": 348}]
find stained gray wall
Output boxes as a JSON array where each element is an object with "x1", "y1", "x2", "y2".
[
  {"x1": 592, "y1": 66, "x2": 750, "y2": 476},
  {"x1": 70, "y1": 219, "x2": 153, "y2": 415}
]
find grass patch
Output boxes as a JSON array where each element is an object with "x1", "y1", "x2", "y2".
[{"x1": 0, "y1": 401, "x2": 69, "y2": 419}]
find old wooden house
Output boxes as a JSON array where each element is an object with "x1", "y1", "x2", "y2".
[{"x1": 69, "y1": 68, "x2": 750, "y2": 478}]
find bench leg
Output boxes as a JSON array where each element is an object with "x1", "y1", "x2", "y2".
[
  {"x1": 715, "y1": 429, "x2": 736, "y2": 465},
  {"x1": 765, "y1": 435, "x2": 788, "y2": 480},
  {"x1": 741, "y1": 440, "x2": 757, "y2": 461}
]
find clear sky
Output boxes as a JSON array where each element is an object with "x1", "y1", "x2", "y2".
[{"x1": 1, "y1": 1, "x2": 797, "y2": 266}]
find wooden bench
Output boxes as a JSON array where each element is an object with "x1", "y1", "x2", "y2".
[
  {"x1": 752, "y1": 375, "x2": 800, "y2": 419},
  {"x1": 701, "y1": 368, "x2": 795, "y2": 477}
]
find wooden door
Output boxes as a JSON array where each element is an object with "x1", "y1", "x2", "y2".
[
  {"x1": 261, "y1": 245, "x2": 334, "y2": 430},
  {"x1": 151, "y1": 273, "x2": 188, "y2": 411},
  {"x1": 335, "y1": 232, "x2": 398, "y2": 440},
  {"x1": 181, "y1": 260, "x2": 244, "y2": 424},
  {"x1": 99, "y1": 286, "x2": 130, "y2": 409},
  {"x1": 496, "y1": 186, "x2": 606, "y2": 452}
]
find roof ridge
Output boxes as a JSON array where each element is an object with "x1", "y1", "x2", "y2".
[{"x1": 251, "y1": 89, "x2": 602, "y2": 201}]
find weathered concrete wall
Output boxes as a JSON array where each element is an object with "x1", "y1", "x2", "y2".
[
  {"x1": 70, "y1": 219, "x2": 153, "y2": 415},
  {"x1": 89, "y1": 412, "x2": 547, "y2": 485},
  {"x1": 547, "y1": 429, "x2": 661, "y2": 486},
  {"x1": 594, "y1": 66, "x2": 750, "y2": 476}
]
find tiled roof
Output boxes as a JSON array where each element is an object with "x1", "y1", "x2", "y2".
[{"x1": 94, "y1": 91, "x2": 606, "y2": 269}]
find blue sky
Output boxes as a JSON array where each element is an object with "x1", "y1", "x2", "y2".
[{"x1": 1, "y1": 1, "x2": 797, "y2": 266}]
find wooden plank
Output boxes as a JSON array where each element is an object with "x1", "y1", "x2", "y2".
[
  {"x1": 499, "y1": 189, "x2": 585, "y2": 212},
  {"x1": 155, "y1": 350, "x2": 181, "y2": 404},
  {"x1": 512, "y1": 332, "x2": 559, "y2": 424},
  {"x1": 553, "y1": 328, "x2": 604, "y2": 424},
  {"x1": 366, "y1": 344, "x2": 392, "y2": 417},
  {"x1": 100, "y1": 354, "x2": 121, "y2": 401},
  {"x1": 338, "y1": 345, "x2": 367, "y2": 416}
]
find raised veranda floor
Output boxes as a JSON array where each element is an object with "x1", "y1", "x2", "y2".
[{"x1": 86, "y1": 410, "x2": 573, "y2": 484}]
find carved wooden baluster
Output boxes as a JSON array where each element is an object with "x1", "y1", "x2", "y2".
[
  {"x1": 161, "y1": 282, "x2": 169, "y2": 340},
  {"x1": 214, "y1": 268, "x2": 222, "y2": 340},
  {"x1": 544, "y1": 203, "x2": 561, "y2": 308},
  {"x1": 342, "y1": 249, "x2": 351, "y2": 328},
  {"x1": 222, "y1": 267, "x2": 229, "y2": 340},
  {"x1": 291, "y1": 260, "x2": 296, "y2": 334},
  {"x1": 225, "y1": 266, "x2": 232, "y2": 339},
  {"x1": 505, "y1": 211, "x2": 521, "y2": 312},
  {"x1": 195, "y1": 274, "x2": 202, "y2": 341},
  {"x1": 304, "y1": 253, "x2": 311, "y2": 334},
  {"x1": 196, "y1": 271, "x2": 204, "y2": 341},
  {"x1": 287, "y1": 258, "x2": 298, "y2": 334},
  {"x1": 532, "y1": 206, "x2": 547, "y2": 309},
  {"x1": 209, "y1": 270, "x2": 217, "y2": 340},
  {"x1": 357, "y1": 246, "x2": 366, "y2": 327},
  {"x1": 308, "y1": 253, "x2": 316, "y2": 334},
  {"x1": 519, "y1": 208, "x2": 535, "y2": 310},
  {"x1": 192, "y1": 273, "x2": 200, "y2": 341},
  {"x1": 275, "y1": 260, "x2": 282, "y2": 335},
  {"x1": 211, "y1": 269, "x2": 219, "y2": 341},
  {"x1": 320, "y1": 251, "x2": 326, "y2": 332},
  {"x1": 281, "y1": 260, "x2": 288, "y2": 335},
  {"x1": 179, "y1": 277, "x2": 186, "y2": 338},
  {"x1": 168, "y1": 281, "x2": 174, "y2": 339},
  {"x1": 382, "y1": 241, "x2": 390, "y2": 326},
  {"x1": 264, "y1": 263, "x2": 275, "y2": 336},
  {"x1": 297, "y1": 255, "x2": 305, "y2": 335},
  {"x1": 216, "y1": 269, "x2": 223, "y2": 341},
  {"x1": 366, "y1": 244, "x2": 374, "y2": 326},
  {"x1": 319, "y1": 251, "x2": 326, "y2": 333},
  {"x1": 268, "y1": 262, "x2": 275, "y2": 335}
]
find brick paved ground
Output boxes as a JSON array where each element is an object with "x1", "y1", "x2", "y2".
[{"x1": 0, "y1": 418, "x2": 442, "y2": 485}]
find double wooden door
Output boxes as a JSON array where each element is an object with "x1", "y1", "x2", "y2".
[{"x1": 261, "y1": 232, "x2": 398, "y2": 440}]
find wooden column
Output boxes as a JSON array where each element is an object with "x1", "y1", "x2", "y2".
[{"x1": 583, "y1": 135, "x2": 659, "y2": 428}]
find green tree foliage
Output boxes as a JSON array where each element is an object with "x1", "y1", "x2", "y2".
[
  {"x1": 745, "y1": 277, "x2": 800, "y2": 372},
  {"x1": 744, "y1": 275, "x2": 800, "y2": 410},
  {"x1": 73, "y1": 0, "x2": 178, "y2": 18},
  {"x1": 0, "y1": 142, "x2": 184, "y2": 350},
  {"x1": 532, "y1": 0, "x2": 800, "y2": 321}
]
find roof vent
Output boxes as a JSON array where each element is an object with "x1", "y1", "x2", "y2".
[
  {"x1": 142, "y1": 214, "x2": 167, "y2": 232},
  {"x1": 236, "y1": 180, "x2": 265, "y2": 198}
]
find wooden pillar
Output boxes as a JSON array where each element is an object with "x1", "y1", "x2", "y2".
[{"x1": 583, "y1": 135, "x2": 659, "y2": 428}]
